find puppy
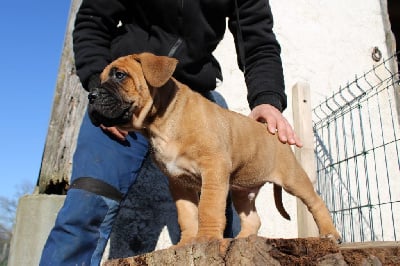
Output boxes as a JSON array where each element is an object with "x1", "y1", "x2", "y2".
[{"x1": 88, "y1": 53, "x2": 341, "y2": 245}]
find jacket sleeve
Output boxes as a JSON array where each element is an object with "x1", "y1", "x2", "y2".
[
  {"x1": 73, "y1": 0, "x2": 128, "y2": 91},
  {"x1": 228, "y1": 0, "x2": 286, "y2": 111}
]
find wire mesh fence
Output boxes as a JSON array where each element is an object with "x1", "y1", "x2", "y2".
[{"x1": 312, "y1": 52, "x2": 400, "y2": 243}]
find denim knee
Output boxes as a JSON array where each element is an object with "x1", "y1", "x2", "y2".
[{"x1": 40, "y1": 189, "x2": 120, "y2": 266}]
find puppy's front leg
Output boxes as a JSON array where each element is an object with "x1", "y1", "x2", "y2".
[
  {"x1": 169, "y1": 180, "x2": 199, "y2": 246},
  {"x1": 197, "y1": 166, "x2": 230, "y2": 241}
]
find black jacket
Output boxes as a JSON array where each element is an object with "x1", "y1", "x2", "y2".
[{"x1": 73, "y1": 0, "x2": 286, "y2": 111}]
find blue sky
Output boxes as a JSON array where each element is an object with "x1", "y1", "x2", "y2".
[{"x1": 0, "y1": 1, "x2": 71, "y2": 198}]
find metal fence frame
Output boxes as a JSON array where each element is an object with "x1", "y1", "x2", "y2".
[{"x1": 312, "y1": 53, "x2": 400, "y2": 243}]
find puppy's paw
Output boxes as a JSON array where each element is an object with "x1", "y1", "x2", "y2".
[
  {"x1": 194, "y1": 235, "x2": 220, "y2": 244},
  {"x1": 174, "y1": 237, "x2": 197, "y2": 248},
  {"x1": 235, "y1": 233, "x2": 257, "y2": 240},
  {"x1": 320, "y1": 232, "x2": 342, "y2": 244},
  {"x1": 173, "y1": 235, "x2": 221, "y2": 248}
]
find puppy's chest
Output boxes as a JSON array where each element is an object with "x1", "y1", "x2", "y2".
[{"x1": 151, "y1": 138, "x2": 198, "y2": 179}]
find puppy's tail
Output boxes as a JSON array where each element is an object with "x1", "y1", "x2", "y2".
[{"x1": 273, "y1": 184, "x2": 291, "y2": 220}]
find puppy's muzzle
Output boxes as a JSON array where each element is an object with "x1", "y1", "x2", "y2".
[{"x1": 87, "y1": 86, "x2": 133, "y2": 127}]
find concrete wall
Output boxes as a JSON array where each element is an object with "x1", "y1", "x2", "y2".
[{"x1": 8, "y1": 195, "x2": 64, "y2": 266}]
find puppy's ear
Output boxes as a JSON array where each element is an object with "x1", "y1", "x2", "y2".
[{"x1": 135, "y1": 53, "x2": 178, "y2": 87}]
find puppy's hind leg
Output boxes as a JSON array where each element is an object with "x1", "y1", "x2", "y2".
[
  {"x1": 231, "y1": 188, "x2": 261, "y2": 238},
  {"x1": 280, "y1": 165, "x2": 341, "y2": 242}
]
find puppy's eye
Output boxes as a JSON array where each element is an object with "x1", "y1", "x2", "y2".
[{"x1": 115, "y1": 71, "x2": 127, "y2": 80}]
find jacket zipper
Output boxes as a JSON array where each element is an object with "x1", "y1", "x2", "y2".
[
  {"x1": 168, "y1": 0, "x2": 184, "y2": 57},
  {"x1": 168, "y1": 38, "x2": 183, "y2": 57}
]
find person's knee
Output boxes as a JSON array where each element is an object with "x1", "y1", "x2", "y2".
[{"x1": 40, "y1": 188, "x2": 120, "y2": 265}]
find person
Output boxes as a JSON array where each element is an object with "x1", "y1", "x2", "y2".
[
  {"x1": 387, "y1": 1, "x2": 399, "y2": 69},
  {"x1": 40, "y1": 0, "x2": 302, "y2": 265}
]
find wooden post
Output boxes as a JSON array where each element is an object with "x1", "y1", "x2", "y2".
[
  {"x1": 292, "y1": 82, "x2": 319, "y2": 237},
  {"x1": 37, "y1": 0, "x2": 85, "y2": 194}
]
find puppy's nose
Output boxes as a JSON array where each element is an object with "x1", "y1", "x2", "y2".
[{"x1": 88, "y1": 88, "x2": 99, "y2": 104}]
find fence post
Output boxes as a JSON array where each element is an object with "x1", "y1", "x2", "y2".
[{"x1": 292, "y1": 82, "x2": 319, "y2": 237}]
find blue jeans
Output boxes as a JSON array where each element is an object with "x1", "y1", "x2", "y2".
[{"x1": 40, "y1": 111, "x2": 149, "y2": 266}]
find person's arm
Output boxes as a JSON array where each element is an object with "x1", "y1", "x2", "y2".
[
  {"x1": 229, "y1": 0, "x2": 302, "y2": 147},
  {"x1": 73, "y1": 0, "x2": 128, "y2": 91},
  {"x1": 228, "y1": 0, "x2": 285, "y2": 111},
  {"x1": 73, "y1": 0, "x2": 129, "y2": 141}
]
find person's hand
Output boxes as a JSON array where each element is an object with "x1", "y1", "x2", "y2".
[
  {"x1": 249, "y1": 104, "x2": 303, "y2": 147},
  {"x1": 100, "y1": 125, "x2": 129, "y2": 141}
]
